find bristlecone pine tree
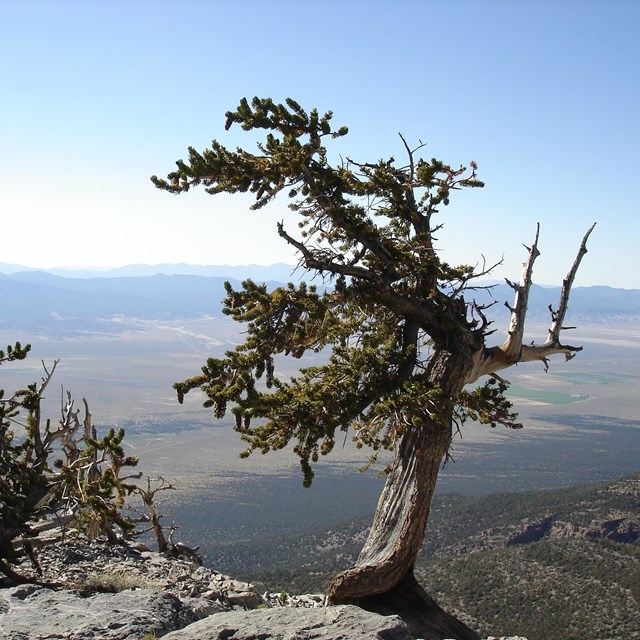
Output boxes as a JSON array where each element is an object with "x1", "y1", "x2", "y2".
[
  {"x1": 152, "y1": 97, "x2": 595, "y2": 640},
  {"x1": 0, "y1": 349, "x2": 163, "y2": 583}
]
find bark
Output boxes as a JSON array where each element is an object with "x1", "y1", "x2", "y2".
[
  {"x1": 141, "y1": 491, "x2": 169, "y2": 553},
  {"x1": 328, "y1": 349, "x2": 480, "y2": 640}
]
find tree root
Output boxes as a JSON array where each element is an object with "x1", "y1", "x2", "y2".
[{"x1": 356, "y1": 572, "x2": 479, "y2": 640}]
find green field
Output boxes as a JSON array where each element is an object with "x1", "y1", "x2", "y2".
[{"x1": 506, "y1": 384, "x2": 585, "y2": 405}]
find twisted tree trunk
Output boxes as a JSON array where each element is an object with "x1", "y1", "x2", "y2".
[
  {"x1": 328, "y1": 349, "x2": 479, "y2": 640},
  {"x1": 326, "y1": 226, "x2": 595, "y2": 638},
  {"x1": 152, "y1": 101, "x2": 597, "y2": 639}
]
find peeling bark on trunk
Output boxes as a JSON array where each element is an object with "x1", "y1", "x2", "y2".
[
  {"x1": 328, "y1": 349, "x2": 479, "y2": 640},
  {"x1": 328, "y1": 414, "x2": 450, "y2": 603}
]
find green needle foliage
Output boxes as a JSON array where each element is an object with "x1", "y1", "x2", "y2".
[
  {"x1": 152, "y1": 97, "x2": 518, "y2": 488},
  {"x1": 0, "y1": 342, "x2": 39, "y2": 565},
  {"x1": 53, "y1": 427, "x2": 140, "y2": 542},
  {"x1": 0, "y1": 346, "x2": 156, "y2": 581}
]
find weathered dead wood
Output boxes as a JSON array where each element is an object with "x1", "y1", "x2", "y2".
[
  {"x1": 546, "y1": 222, "x2": 597, "y2": 346},
  {"x1": 467, "y1": 223, "x2": 596, "y2": 382}
]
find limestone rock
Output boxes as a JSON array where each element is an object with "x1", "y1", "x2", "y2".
[
  {"x1": 0, "y1": 584, "x2": 192, "y2": 640},
  {"x1": 161, "y1": 604, "x2": 413, "y2": 640},
  {"x1": 4, "y1": 537, "x2": 264, "y2": 612},
  {"x1": 0, "y1": 537, "x2": 524, "y2": 640}
]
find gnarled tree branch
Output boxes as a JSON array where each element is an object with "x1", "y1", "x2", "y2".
[
  {"x1": 467, "y1": 223, "x2": 595, "y2": 382},
  {"x1": 546, "y1": 222, "x2": 596, "y2": 345}
]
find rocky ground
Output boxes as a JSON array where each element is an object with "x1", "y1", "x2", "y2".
[{"x1": 0, "y1": 536, "x2": 527, "y2": 640}]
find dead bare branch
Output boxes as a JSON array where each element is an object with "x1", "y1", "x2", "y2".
[
  {"x1": 499, "y1": 224, "x2": 540, "y2": 362},
  {"x1": 466, "y1": 224, "x2": 595, "y2": 383},
  {"x1": 547, "y1": 222, "x2": 597, "y2": 345}
]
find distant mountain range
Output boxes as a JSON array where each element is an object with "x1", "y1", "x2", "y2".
[
  {"x1": 0, "y1": 264, "x2": 293, "y2": 329},
  {"x1": 0, "y1": 261, "x2": 301, "y2": 281},
  {"x1": 0, "y1": 262, "x2": 639, "y2": 330}
]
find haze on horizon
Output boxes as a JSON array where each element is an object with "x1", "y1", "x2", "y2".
[{"x1": 2, "y1": 1, "x2": 638, "y2": 288}]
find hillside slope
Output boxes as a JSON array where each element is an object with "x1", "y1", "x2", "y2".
[
  {"x1": 232, "y1": 473, "x2": 639, "y2": 640},
  {"x1": 422, "y1": 538, "x2": 639, "y2": 640}
]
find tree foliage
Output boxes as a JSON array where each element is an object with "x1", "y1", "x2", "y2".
[
  {"x1": 153, "y1": 97, "x2": 522, "y2": 487},
  {"x1": 0, "y1": 346, "x2": 175, "y2": 582},
  {"x1": 0, "y1": 342, "x2": 39, "y2": 566}
]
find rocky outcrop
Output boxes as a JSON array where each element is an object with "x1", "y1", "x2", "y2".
[
  {"x1": 447, "y1": 512, "x2": 639, "y2": 556},
  {"x1": 0, "y1": 537, "x2": 526, "y2": 640},
  {"x1": 0, "y1": 584, "x2": 191, "y2": 640},
  {"x1": 162, "y1": 605, "x2": 413, "y2": 640},
  {"x1": 4, "y1": 536, "x2": 264, "y2": 610},
  {"x1": 0, "y1": 583, "x2": 526, "y2": 640},
  {"x1": 0, "y1": 537, "x2": 262, "y2": 639},
  {"x1": 506, "y1": 516, "x2": 554, "y2": 546},
  {"x1": 557, "y1": 517, "x2": 640, "y2": 543}
]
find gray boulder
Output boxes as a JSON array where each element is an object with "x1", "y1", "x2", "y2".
[
  {"x1": 162, "y1": 604, "x2": 413, "y2": 640},
  {"x1": 0, "y1": 584, "x2": 196, "y2": 640}
]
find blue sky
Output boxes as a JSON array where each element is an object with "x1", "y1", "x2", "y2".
[{"x1": 1, "y1": 0, "x2": 638, "y2": 287}]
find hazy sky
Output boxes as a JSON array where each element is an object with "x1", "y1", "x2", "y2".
[{"x1": 2, "y1": 1, "x2": 638, "y2": 287}]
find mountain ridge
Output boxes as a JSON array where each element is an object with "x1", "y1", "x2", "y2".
[
  {"x1": 1, "y1": 267, "x2": 639, "y2": 329},
  {"x1": 2, "y1": 260, "x2": 639, "y2": 291},
  {"x1": 0, "y1": 261, "x2": 301, "y2": 281}
]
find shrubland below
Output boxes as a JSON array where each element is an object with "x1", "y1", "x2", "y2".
[{"x1": 227, "y1": 473, "x2": 639, "y2": 640}]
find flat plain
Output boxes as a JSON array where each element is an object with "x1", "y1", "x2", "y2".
[{"x1": 4, "y1": 313, "x2": 638, "y2": 556}]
